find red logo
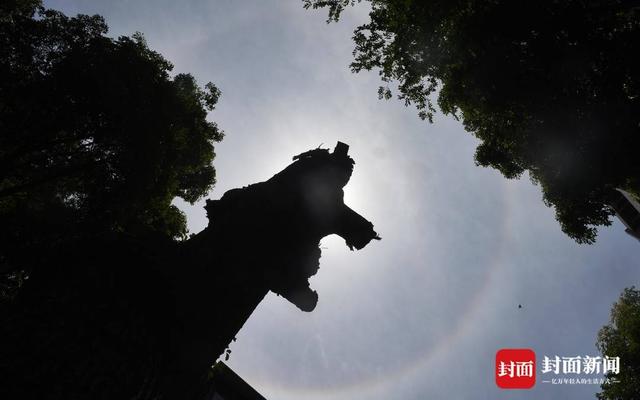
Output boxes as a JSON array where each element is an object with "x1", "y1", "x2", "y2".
[{"x1": 496, "y1": 349, "x2": 536, "y2": 389}]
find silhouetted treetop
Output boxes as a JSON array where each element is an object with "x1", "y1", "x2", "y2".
[
  {"x1": 597, "y1": 287, "x2": 640, "y2": 399},
  {"x1": 304, "y1": 0, "x2": 640, "y2": 243},
  {"x1": 0, "y1": 1, "x2": 223, "y2": 295}
]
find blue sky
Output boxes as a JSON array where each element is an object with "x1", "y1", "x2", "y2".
[{"x1": 45, "y1": 1, "x2": 640, "y2": 399}]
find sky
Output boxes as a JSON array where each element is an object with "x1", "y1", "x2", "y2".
[{"x1": 44, "y1": 1, "x2": 640, "y2": 399}]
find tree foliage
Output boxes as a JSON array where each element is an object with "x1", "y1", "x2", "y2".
[
  {"x1": 597, "y1": 287, "x2": 640, "y2": 399},
  {"x1": 0, "y1": 2, "x2": 223, "y2": 290},
  {"x1": 304, "y1": 0, "x2": 640, "y2": 243}
]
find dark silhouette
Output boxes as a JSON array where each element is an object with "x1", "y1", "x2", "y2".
[
  {"x1": 1, "y1": 2, "x2": 223, "y2": 301},
  {"x1": 304, "y1": 0, "x2": 640, "y2": 244},
  {"x1": 0, "y1": 142, "x2": 379, "y2": 400},
  {"x1": 596, "y1": 287, "x2": 640, "y2": 400},
  {"x1": 207, "y1": 362, "x2": 266, "y2": 400},
  {"x1": 0, "y1": 5, "x2": 379, "y2": 398}
]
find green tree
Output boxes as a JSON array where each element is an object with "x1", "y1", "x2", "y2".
[
  {"x1": 0, "y1": 2, "x2": 223, "y2": 294},
  {"x1": 304, "y1": 0, "x2": 640, "y2": 243},
  {"x1": 597, "y1": 287, "x2": 640, "y2": 399}
]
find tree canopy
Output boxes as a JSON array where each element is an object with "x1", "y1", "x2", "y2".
[
  {"x1": 597, "y1": 287, "x2": 640, "y2": 399},
  {"x1": 304, "y1": 0, "x2": 640, "y2": 243},
  {"x1": 0, "y1": 2, "x2": 223, "y2": 296}
]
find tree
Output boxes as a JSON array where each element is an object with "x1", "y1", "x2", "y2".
[
  {"x1": 597, "y1": 287, "x2": 640, "y2": 399},
  {"x1": 0, "y1": 2, "x2": 223, "y2": 295},
  {"x1": 303, "y1": 0, "x2": 640, "y2": 243}
]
